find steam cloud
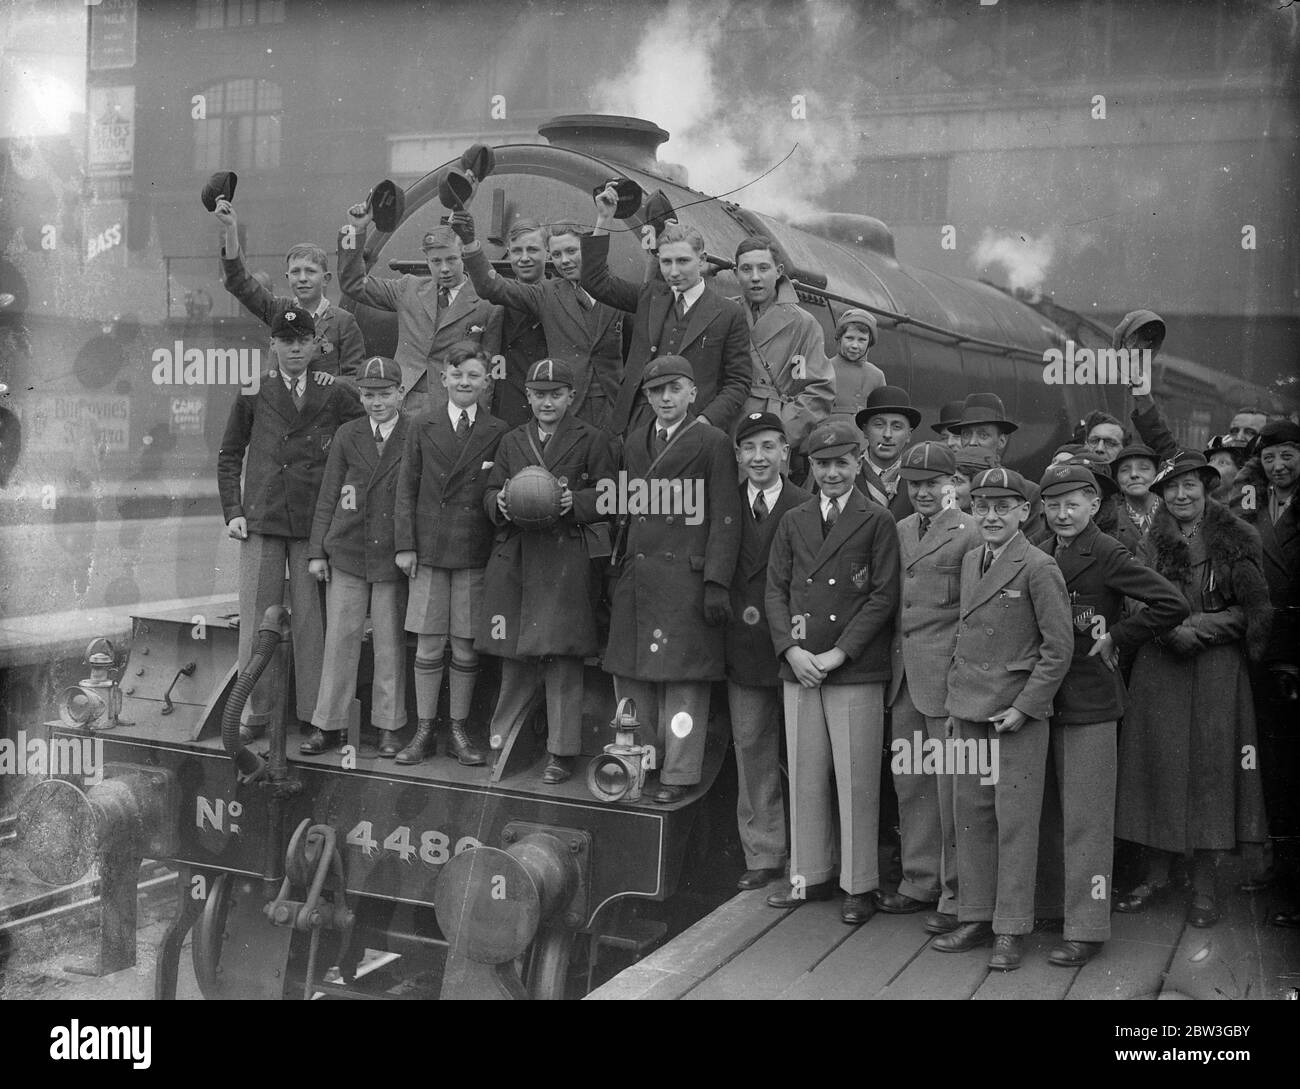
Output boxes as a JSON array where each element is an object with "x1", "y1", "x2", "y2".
[{"x1": 971, "y1": 230, "x2": 1057, "y2": 296}]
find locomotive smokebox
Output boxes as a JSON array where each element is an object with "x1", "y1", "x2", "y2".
[{"x1": 538, "y1": 114, "x2": 669, "y2": 173}]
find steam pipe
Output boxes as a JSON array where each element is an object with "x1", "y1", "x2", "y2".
[{"x1": 221, "y1": 605, "x2": 290, "y2": 780}]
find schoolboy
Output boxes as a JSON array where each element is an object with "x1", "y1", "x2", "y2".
[
  {"x1": 393, "y1": 343, "x2": 508, "y2": 765},
  {"x1": 603, "y1": 356, "x2": 742, "y2": 803},
  {"x1": 932, "y1": 467, "x2": 1071, "y2": 971},
  {"x1": 1030, "y1": 461, "x2": 1187, "y2": 966},
  {"x1": 828, "y1": 308, "x2": 886, "y2": 420},
  {"x1": 213, "y1": 198, "x2": 365, "y2": 379},
  {"x1": 218, "y1": 308, "x2": 365, "y2": 734},
  {"x1": 476, "y1": 359, "x2": 617, "y2": 783},
  {"x1": 339, "y1": 207, "x2": 502, "y2": 417},
  {"x1": 765, "y1": 418, "x2": 901, "y2": 924},
  {"x1": 303, "y1": 357, "x2": 411, "y2": 757},
  {"x1": 483, "y1": 218, "x2": 550, "y2": 428},
  {"x1": 725, "y1": 411, "x2": 812, "y2": 889}
]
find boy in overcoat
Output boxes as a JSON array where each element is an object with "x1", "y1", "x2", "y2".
[
  {"x1": 218, "y1": 308, "x2": 365, "y2": 733},
  {"x1": 304, "y1": 358, "x2": 411, "y2": 755},
  {"x1": 339, "y1": 210, "x2": 503, "y2": 417},
  {"x1": 932, "y1": 467, "x2": 1072, "y2": 970},
  {"x1": 1032, "y1": 462, "x2": 1187, "y2": 966},
  {"x1": 882, "y1": 442, "x2": 982, "y2": 929},
  {"x1": 765, "y1": 418, "x2": 901, "y2": 925},
  {"x1": 393, "y1": 344, "x2": 508, "y2": 765},
  {"x1": 477, "y1": 359, "x2": 617, "y2": 783},
  {"x1": 604, "y1": 356, "x2": 742, "y2": 803},
  {"x1": 725, "y1": 412, "x2": 812, "y2": 889}
]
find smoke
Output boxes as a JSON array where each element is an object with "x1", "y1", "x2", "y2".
[
  {"x1": 971, "y1": 230, "x2": 1057, "y2": 296},
  {"x1": 590, "y1": 0, "x2": 862, "y2": 219}
]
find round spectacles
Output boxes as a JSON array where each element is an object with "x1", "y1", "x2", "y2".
[{"x1": 971, "y1": 500, "x2": 1024, "y2": 517}]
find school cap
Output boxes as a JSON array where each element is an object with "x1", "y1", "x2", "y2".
[
  {"x1": 1112, "y1": 309, "x2": 1166, "y2": 352},
  {"x1": 806, "y1": 418, "x2": 864, "y2": 460},
  {"x1": 1257, "y1": 419, "x2": 1300, "y2": 451},
  {"x1": 594, "y1": 178, "x2": 644, "y2": 220},
  {"x1": 640, "y1": 355, "x2": 694, "y2": 390},
  {"x1": 270, "y1": 308, "x2": 316, "y2": 338},
  {"x1": 200, "y1": 170, "x2": 237, "y2": 212},
  {"x1": 953, "y1": 392, "x2": 1018, "y2": 433},
  {"x1": 1039, "y1": 462, "x2": 1103, "y2": 499},
  {"x1": 525, "y1": 358, "x2": 574, "y2": 390},
  {"x1": 899, "y1": 441, "x2": 957, "y2": 481},
  {"x1": 834, "y1": 308, "x2": 878, "y2": 346},
  {"x1": 367, "y1": 179, "x2": 405, "y2": 233},
  {"x1": 356, "y1": 357, "x2": 401, "y2": 389},
  {"x1": 954, "y1": 447, "x2": 998, "y2": 474},
  {"x1": 932, "y1": 400, "x2": 965, "y2": 435},
  {"x1": 734, "y1": 411, "x2": 786, "y2": 445},
  {"x1": 970, "y1": 466, "x2": 1031, "y2": 500},
  {"x1": 1062, "y1": 451, "x2": 1119, "y2": 497},
  {"x1": 644, "y1": 189, "x2": 677, "y2": 238},
  {"x1": 460, "y1": 143, "x2": 496, "y2": 181},
  {"x1": 421, "y1": 225, "x2": 460, "y2": 252}
]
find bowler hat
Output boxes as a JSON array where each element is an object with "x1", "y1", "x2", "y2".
[
  {"x1": 952, "y1": 392, "x2": 1018, "y2": 434},
  {"x1": 593, "y1": 178, "x2": 644, "y2": 220},
  {"x1": 899, "y1": 441, "x2": 956, "y2": 481},
  {"x1": 854, "y1": 385, "x2": 921, "y2": 430},
  {"x1": 200, "y1": 170, "x2": 237, "y2": 212},
  {"x1": 835, "y1": 308, "x2": 879, "y2": 348},
  {"x1": 526, "y1": 358, "x2": 574, "y2": 390},
  {"x1": 970, "y1": 466, "x2": 1031, "y2": 500},
  {"x1": 932, "y1": 400, "x2": 965, "y2": 435},
  {"x1": 367, "y1": 179, "x2": 405, "y2": 233},
  {"x1": 1153, "y1": 451, "x2": 1219, "y2": 490},
  {"x1": 734, "y1": 411, "x2": 786, "y2": 446},
  {"x1": 356, "y1": 356, "x2": 401, "y2": 389},
  {"x1": 1112, "y1": 309, "x2": 1166, "y2": 353},
  {"x1": 641, "y1": 355, "x2": 694, "y2": 390},
  {"x1": 270, "y1": 307, "x2": 315, "y2": 339},
  {"x1": 806, "y1": 418, "x2": 864, "y2": 461}
]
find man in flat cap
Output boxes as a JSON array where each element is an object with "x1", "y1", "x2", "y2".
[{"x1": 853, "y1": 385, "x2": 921, "y2": 521}]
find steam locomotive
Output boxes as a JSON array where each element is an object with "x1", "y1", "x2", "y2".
[{"x1": 8, "y1": 114, "x2": 1283, "y2": 1001}]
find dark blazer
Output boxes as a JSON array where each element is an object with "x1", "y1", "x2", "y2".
[
  {"x1": 726, "y1": 478, "x2": 812, "y2": 687},
  {"x1": 394, "y1": 406, "x2": 507, "y2": 569},
  {"x1": 603, "y1": 416, "x2": 742, "y2": 682},
  {"x1": 1037, "y1": 520, "x2": 1188, "y2": 723},
  {"x1": 766, "y1": 487, "x2": 901, "y2": 686},
  {"x1": 580, "y1": 234, "x2": 752, "y2": 435},
  {"x1": 218, "y1": 370, "x2": 364, "y2": 538},
  {"x1": 221, "y1": 252, "x2": 365, "y2": 378},
  {"x1": 477, "y1": 414, "x2": 617, "y2": 659},
  {"x1": 307, "y1": 414, "x2": 409, "y2": 582},
  {"x1": 465, "y1": 247, "x2": 624, "y2": 431},
  {"x1": 493, "y1": 301, "x2": 550, "y2": 429},
  {"x1": 945, "y1": 531, "x2": 1072, "y2": 723}
]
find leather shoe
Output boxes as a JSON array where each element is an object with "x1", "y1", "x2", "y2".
[
  {"x1": 988, "y1": 933, "x2": 1023, "y2": 971},
  {"x1": 737, "y1": 867, "x2": 783, "y2": 890},
  {"x1": 542, "y1": 754, "x2": 573, "y2": 784},
  {"x1": 447, "y1": 719, "x2": 486, "y2": 767},
  {"x1": 1114, "y1": 881, "x2": 1170, "y2": 914},
  {"x1": 396, "y1": 719, "x2": 438, "y2": 765},
  {"x1": 1187, "y1": 897, "x2": 1220, "y2": 928},
  {"x1": 376, "y1": 731, "x2": 403, "y2": 758},
  {"x1": 874, "y1": 890, "x2": 937, "y2": 915},
  {"x1": 923, "y1": 911, "x2": 960, "y2": 935},
  {"x1": 767, "y1": 880, "x2": 835, "y2": 908},
  {"x1": 1048, "y1": 939, "x2": 1102, "y2": 967},
  {"x1": 931, "y1": 921, "x2": 993, "y2": 952},
  {"x1": 841, "y1": 893, "x2": 876, "y2": 925},
  {"x1": 299, "y1": 727, "x2": 340, "y2": 755},
  {"x1": 651, "y1": 782, "x2": 687, "y2": 804}
]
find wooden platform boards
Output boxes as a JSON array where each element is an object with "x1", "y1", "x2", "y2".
[{"x1": 587, "y1": 857, "x2": 1300, "y2": 1001}]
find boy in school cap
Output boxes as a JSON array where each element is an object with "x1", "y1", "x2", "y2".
[
  {"x1": 931, "y1": 465, "x2": 1072, "y2": 970},
  {"x1": 880, "y1": 441, "x2": 983, "y2": 925},
  {"x1": 212, "y1": 196, "x2": 364, "y2": 380},
  {"x1": 304, "y1": 357, "x2": 412, "y2": 756},
  {"x1": 1029, "y1": 461, "x2": 1187, "y2": 966},
  {"x1": 828, "y1": 308, "x2": 886, "y2": 419},
  {"x1": 765, "y1": 418, "x2": 901, "y2": 923},
  {"x1": 725, "y1": 411, "x2": 813, "y2": 888},
  {"x1": 476, "y1": 358, "x2": 617, "y2": 783},
  {"x1": 219, "y1": 307, "x2": 366, "y2": 738}
]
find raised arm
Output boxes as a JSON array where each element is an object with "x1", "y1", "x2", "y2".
[{"x1": 336, "y1": 204, "x2": 403, "y2": 313}]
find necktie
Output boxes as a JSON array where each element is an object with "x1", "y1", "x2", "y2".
[
  {"x1": 456, "y1": 410, "x2": 470, "y2": 440},
  {"x1": 538, "y1": 428, "x2": 550, "y2": 447},
  {"x1": 753, "y1": 491, "x2": 768, "y2": 523},
  {"x1": 918, "y1": 515, "x2": 931, "y2": 541},
  {"x1": 374, "y1": 424, "x2": 385, "y2": 452},
  {"x1": 291, "y1": 378, "x2": 304, "y2": 410},
  {"x1": 822, "y1": 500, "x2": 839, "y2": 539},
  {"x1": 750, "y1": 302, "x2": 762, "y2": 323},
  {"x1": 674, "y1": 292, "x2": 686, "y2": 321},
  {"x1": 437, "y1": 287, "x2": 451, "y2": 316},
  {"x1": 980, "y1": 548, "x2": 994, "y2": 576},
  {"x1": 575, "y1": 285, "x2": 593, "y2": 311},
  {"x1": 654, "y1": 426, "x2": 668, "y2": 456}
]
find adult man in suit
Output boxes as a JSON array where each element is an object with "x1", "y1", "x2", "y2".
[
  {"x1": 603, "y1": 356, "x2": 742, "y2": 803},
  {"x1": 725, "y1": 412, "x2": 812, "y2": 889},
  {"x1": 932, "y1": 467, "x2": 1072, "y2": 970},
  {"x1": 853, "y1": 386, "x2": 919, "y2": 521},
  {"x1": 582, "y1": 185, "x2": 751, "y2": 437},
  {"x1": 338, "y1": 212, "x2": 503, "y2": 417},
  {"x1": 882, "y1": 442, "x2": 983, "y2": 929},
  {"x1": 457, "y1": 213, "x2": 624, "y2": 432}
]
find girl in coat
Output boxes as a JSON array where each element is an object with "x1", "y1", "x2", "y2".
[{"x1": 1114, "y1": 452, "x2": 1272, "y2": 927}]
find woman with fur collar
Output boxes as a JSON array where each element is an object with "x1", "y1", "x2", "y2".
[{"x1": 1114, "y1": 452, "x2": 1271, "y2": 928}]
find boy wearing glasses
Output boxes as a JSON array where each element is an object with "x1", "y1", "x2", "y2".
[{"x1": 931, "y1": 467, "x2": 1072, "y2": 971}]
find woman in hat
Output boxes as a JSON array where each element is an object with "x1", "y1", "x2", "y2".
[
  {"x1": 1203, "y1": 434, "x2": 1249, "y2": 503},
  {"x1": 1111, "y1": 443, "x2": 1162, "y2": 557},
  {"x1": 1114, "y1": 452, "x2": 1271, "y2": 927}
]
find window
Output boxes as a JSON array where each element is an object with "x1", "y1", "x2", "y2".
[
  {"x1": 196, "y1": 0, "x2": 284, "y2": 30},
  {"x1": 193, "y1": 79, "x2": 282, "y2": 172}
]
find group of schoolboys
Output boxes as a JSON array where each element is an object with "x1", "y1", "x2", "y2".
[{"x1": 213, "y1": 184, "x2": 1214, "y2": 972}]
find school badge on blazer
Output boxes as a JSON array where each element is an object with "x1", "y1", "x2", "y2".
[{"x1": 851, "y1": 562, "x2": 871, "y2": 590}]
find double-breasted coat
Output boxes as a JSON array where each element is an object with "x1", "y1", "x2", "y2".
[
  {"x1": 394, "y1": 407, "x2": 507, "y2": 569},
  {"x1": 887, "y1": 506, "x2": 984, "y2": 717},
  {"x1": 465, "y1": 247, "x2": 624, "y2": 431},
  {"x1": 725, "y1": 478, "x2": 812, "y2": 687},
  {"x1": 337, "y1": 228, "x2": 503, "y2": 413},
  {"x1": 766, "y1": 488, "x2": 901, "y2": 686},
  {"x1": 493, "y1": 300, "x2": 550, "y2": 429},
  {"x1": 1234, "y1": 458, "x2": 1300, "y2": 669},
  {"x1": 580, "y1": 234, "x2": 752, "y2": 436},
  {"x1": 475, "y1": 415, "x2": 617, "y2": 659},
  {"x1": 945, "y1": 532, "x2": 1073, "y2": 724},
  {"x1": 603, "y1": 417, "x2": 742, "y2": 682},
  {"x1": 218, "y1": 371, "x2": 365, "y2": 538},
  {"x1": 306, "y1": 414, "x2": 408, "y2": 582}
]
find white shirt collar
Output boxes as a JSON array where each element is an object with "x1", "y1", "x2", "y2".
[
  {"x1": 440, "y1": 279, "x2": 466, "y2": 304},
  {"x1": 305, "y1": 296, "x2": 329, "y2": 320},
  {"x1": 373, "y1": 416, "x2": 398, "y2": 441},
  {"x1": 986, "y1": 535, "x2": 1017, "y2": 563},
  {"x1": 282, "y1": 370, "x2": 307, "y2": 395},
  {"x1": 747, "y1": 478, "x2": 783, "y2": 510},
  {"x1": 672, "y1": 279, "x2": 706, "y2": 312},
  {"x1": 656, "y1": 416, "x2": 686, "y2": 442},
  {"x1": 448, "y1": 401, "x2": 478, "y2": 428},
  {"x1": 820, "y1": 491, "x2": 850, "y2": 518}
]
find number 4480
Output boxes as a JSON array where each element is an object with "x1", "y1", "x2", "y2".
[{"x1": 345, "y1": 821, "x2": 481, "y2": 865}]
